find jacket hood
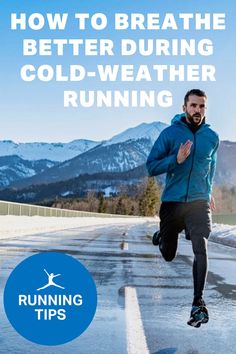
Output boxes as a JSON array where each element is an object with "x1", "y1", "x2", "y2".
[{"x1": 171, "y1": 113, "x2": 186, "y2": 125}]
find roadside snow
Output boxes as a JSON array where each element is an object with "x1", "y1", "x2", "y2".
[
  {"x1": 0, "y1": 215, "x2": 153, "y2": 240},
  {"x1": 210, "y1": 223, "x2": 236, "y2": 248},
  {"x1": 0, "y1": 215, "x2": 235, "y2": 248}
]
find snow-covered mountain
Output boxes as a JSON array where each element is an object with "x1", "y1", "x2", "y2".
[
  {"x1": 2, "y1": 121, "x2": 235, "y2": 192},
  {"x1": 0, "y1": 122, "x2": 166, "y2": 163},
  {"x1": 0, "y1": 165, "x2": 149, "y2": 203},
  {"x1": 0, "y1": 139, "x2": 99, "y2": 162},
  {"x1": 10, "y1": 121, "x2": 167, "y2": 188},
  {"x1": 104, "y1": 121, "x2": 168, "y2": 146},
  {"x1": 0, "y1": 155, "x2": 57, "y2": 188}
]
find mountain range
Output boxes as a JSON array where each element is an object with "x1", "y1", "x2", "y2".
[
  {"x1": 0, "y1": 139, "x2": 99, "y2": 162},
  {"x1": 0, "y1": 122, "x2": 167, "y2": 189},
  {"x1": 0, "y1": 121, "x2": 235, "y2": 203},
  {"x1": 0, "y1": 155, "x2": 57, "y2": 188}
]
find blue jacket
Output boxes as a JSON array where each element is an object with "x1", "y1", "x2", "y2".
[{"x1": 146, "y1": 114, "x2": 219, "y2": 202}]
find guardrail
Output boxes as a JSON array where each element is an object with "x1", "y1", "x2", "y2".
[
  {"x1": 1, "y1": 200, "x2": 235, "y2": 223},
  {"x1": 0, "y1": 200, "x2": 131, "y2": 218},
  {"x1": 212, "y1": 214, "x2": 236, "y2": 226}
]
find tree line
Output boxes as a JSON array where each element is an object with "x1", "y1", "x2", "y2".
[
  {"x1": 213, "y1": 185, "x2": 236, "y2": 214},
  {"x1": 53, "y1": 177, "x2": 161, "y2": 216},
  {"x1": 52, "y1": 179, "x2": 236, "y2": 216}
]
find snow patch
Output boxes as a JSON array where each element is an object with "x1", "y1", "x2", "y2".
[
  {"x1": 0, "y1": 215, "x2": 150, "y2": 240},
  {"x1": 0, "y1": 140, "x2": 99, "y2": 162},
  {"x1": 104, "y1": 122, "x2": 168, "y2": 146}
]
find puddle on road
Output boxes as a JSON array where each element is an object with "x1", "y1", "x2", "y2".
[
  {"x1": 178, "y1": 254, "x2": 236, "y2": 301},
  {"x1": 117, "y1": 286, "x2": 125, "y2": 309},
  {"x1": 207, "y1": 271, "x2": 236, "y2": 301}
]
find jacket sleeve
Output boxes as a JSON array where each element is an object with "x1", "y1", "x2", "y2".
[
  {"x1": 209, "y1": 139, "x2": 219, "y2": 190},
  {"x1": 146, "y1": 129, "x2": 178, "y2": 176}
]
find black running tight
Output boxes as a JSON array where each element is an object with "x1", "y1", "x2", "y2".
[{"x1": 158, "y1": 200, "x2": 211, "y2": 300}]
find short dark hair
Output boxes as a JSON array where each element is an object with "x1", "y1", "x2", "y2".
[{"x1": 184, "y1": 89, "x2": 207, "y2": 106}]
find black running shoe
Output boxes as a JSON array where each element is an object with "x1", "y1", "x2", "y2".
[
  {"x1": 152, "y1": 231, "x2": 161, "y2": 246},
  {"x1": 187, "y1": 299, "x2": 209, "y2": 328}
]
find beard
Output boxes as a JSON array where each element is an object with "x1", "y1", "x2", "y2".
[{"x1": 186, "y1": 112, "x2": 204, "y2": 127}]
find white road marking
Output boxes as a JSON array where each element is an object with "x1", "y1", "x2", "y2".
[
  {"x1": 120, "y1": 241, "x2": 129, "y2": 251},
  {"x1": 123, "y1": 242, "x2": 129, "y2": 251},
  {"x1": 125, "y1": 286, "x2": 150, "y2": 354}
]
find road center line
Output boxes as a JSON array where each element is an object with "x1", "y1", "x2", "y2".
[
  {"x1": 125, "y1": 286, "x2": 150, "y2": 354},
  {"x1": 123, "y1": 242, "x2": 129, "y2": 251},
  {"x1": 120, "y1": 241, "x2": 129, "y2": 251}
]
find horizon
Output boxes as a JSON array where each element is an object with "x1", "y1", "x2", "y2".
[
  {"x1": 0, "y1": 119, "x2": 235, "y2": 144},
  {"x1": 1, "y1": 120, "x2": 164, "y2": 144}
]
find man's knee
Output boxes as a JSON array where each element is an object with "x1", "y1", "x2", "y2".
[
  {"x1": 160, "y1": 247, "x2": 176, "y2": 262},
  {"x1": 163, "y1": 254, "x2": 176, "y2": 262}
]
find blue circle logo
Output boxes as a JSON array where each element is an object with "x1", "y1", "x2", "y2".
[{"x1": 4, "y1": 252, "x2": 97, "y2": 346}]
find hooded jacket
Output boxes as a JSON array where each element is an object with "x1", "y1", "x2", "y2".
[{"x1": 146, "y1": 113, "x2": 219, "y2": 202}]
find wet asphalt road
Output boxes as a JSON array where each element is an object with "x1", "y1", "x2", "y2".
[{"x1": 0, "y1": 221, "x2": 236, "y2": 354}]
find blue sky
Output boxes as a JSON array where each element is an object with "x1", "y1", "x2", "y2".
[{"x1": 0, "y1": 0, "x2": 235, "y2": 142}]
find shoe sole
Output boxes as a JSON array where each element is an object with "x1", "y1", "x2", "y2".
[
  {"x1": 187, "y1": 317, "x2": 208, "y2": 327},
  {"x1": 201, "y1": 317, "x2": 209, "y2": 324},
  {"x1": 187, "y1": 318, "x2": 202, "y2": 328}
]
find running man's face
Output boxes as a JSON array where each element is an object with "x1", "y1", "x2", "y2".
[{"x1": 183, "y1": 94, "x2": 207, "y2": 126}]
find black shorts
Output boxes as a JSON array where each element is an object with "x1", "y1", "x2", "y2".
[{"x1": 159, "y1": 200, "x2": 211, "y2": 260}]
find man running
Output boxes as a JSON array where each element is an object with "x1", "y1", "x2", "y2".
[{"x1": 146, "y1": 89, "x2": 219, "y2": 327}]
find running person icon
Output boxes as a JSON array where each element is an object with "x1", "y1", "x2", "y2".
[{"x1": 37, "y1": 269, "x2": 65, "y2": 291}]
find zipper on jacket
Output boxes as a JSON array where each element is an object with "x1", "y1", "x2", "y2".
[{"x1": 185, "y1": 133, "x2": 196, "y2": 202}]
